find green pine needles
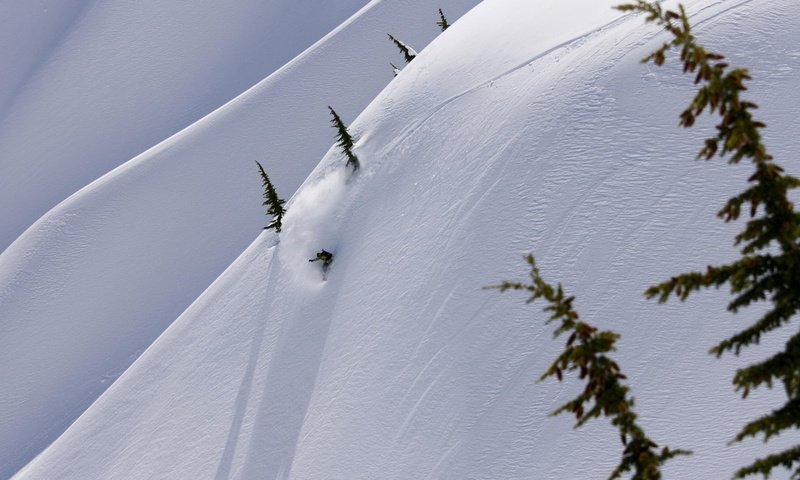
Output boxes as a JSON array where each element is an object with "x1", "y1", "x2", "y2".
[
  {"x1": 495, "y1": 1, "x2": 800, "y2": 478},
  {"x1": 492, "y1": 256, "x2": 689, "y2": 479},
  {"x1": 615, "y1": 2, "x2": 800, "y2": 478},
  {"x1": 388, "y1": 34, "x2": 417, "y2": 64},
  {"x1": 328, "y1": 106, "x2": 360, "y2": 172},
  {"x1": 255, "y1": 161, "x2": 286, "y2": 233},
  {"x1": 437, "y1": 8, "x2": 450, "y2": 32}
]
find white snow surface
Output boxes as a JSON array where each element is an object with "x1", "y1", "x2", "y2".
[
  {"x1": 6, "y1": 0, "x2": 800, "y2": 478},
  {"x1": 0, "y1": 0, "x2": 373, "y2": 252},
  {"x1": 0, "y1": 0, "x2": 479, "y2": 476}
]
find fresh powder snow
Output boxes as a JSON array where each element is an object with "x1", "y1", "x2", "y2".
[
  {"x1": 0, "y1": 0, "x2": 480, "y2": 476},
  {"x1": 3, "y1": 0, "x2": 800, "y2": 479}
]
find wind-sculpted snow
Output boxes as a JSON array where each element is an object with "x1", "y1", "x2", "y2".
[
  {"x1": 0, "y1": 0, "x2": 481, "y2": 476},
  {"x1": 13, "y1": 0, "x2": 800, "y2": 478}
]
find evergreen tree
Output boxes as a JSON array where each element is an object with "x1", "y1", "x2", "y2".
[
  {"x1": 328, "y1": 106, "x2": 360, "y2": 171},
  {"x1": 492, "y1": 256, "x2": 688, "y2": 479},
  {"x1": 436, "y1": 8, "x2": 450, "y2": 32},
  {"x1": 255, "y1": 161, "x2": 286, "y2": 233},
  {"x1": 614, "y1": 2, "x2": 800, "y2": 478},
  {"x1": 498, "y1": 2, "x2": 800, "y2": 478},
  {"x1": 390, "y1": 62, "x2": 402, "y2": 77},
  {"x1": 388, "y1": 34, "x2": 417, "y2": 64}
]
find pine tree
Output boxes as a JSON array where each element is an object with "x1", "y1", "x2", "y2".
[
  {"x1": 498, "y1": 1, "x2": 800, "y2": 478},
  {"x1": 492, "y1": 256, "x2": 689, "y2": 479},
  {"x1": 390, "y1": 62, "x2": 401, "y2": 77},
  {"x1": 255, "y1": 161, "x2": 286, "y2": 233},
  {"x1": 328, "y1": 106, "x2": 360, "y2": 171},
  {"x1": 388, "y1": 34, "x2": 417, "y2": 64},
  {"x1": 436, "y1": 8, "x2": 450, "y2": 32},
  {"x1": 613, "y1": 2, "x2": 800, "y2": 477}
]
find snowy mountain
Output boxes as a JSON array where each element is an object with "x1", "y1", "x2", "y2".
[
  {"x1": 0, "y1": 0, "x2": 479, "y2": 476},
  {"x1": 3, "y1": 0, "x2": 800, "y2": 478}
]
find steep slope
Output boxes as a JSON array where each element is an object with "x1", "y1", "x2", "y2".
[
  {"x1": 0, "y1": 0, "x2": 370, "y2": 251},
  {"x1": 0, "y1": 0, "x2": 480, "y2": 477},
  {"x1": 17, "y1": 0, "x2": 800, "y2": 478},
  {"x1": 0, "y1": 1, "x2": 90, "y2": 116}
]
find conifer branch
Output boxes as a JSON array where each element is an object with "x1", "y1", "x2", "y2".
[
  {"x1": 255, "y1": 161, "x2": 285, "y2": 233},
  {"x1": 388, "y1": 34, "x2": 417, "y2": 64},
  {"x1": 732, "y1": 446, "x2": 800, "y2": 479},
  {"x1": 491, "y1": 255, "x2": 689, "y2": 479},
  {"x1": 437, "y1": 8, "x2": 450, "y2": 32},
  {"x1": 617, "y1": 2, "x2": 800, "y2": 477},
  {"x1": 328, "y1": 106, "x2": 360, "y2": 171}
]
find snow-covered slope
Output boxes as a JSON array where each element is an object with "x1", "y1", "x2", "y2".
[
  {"x1": 14, "y1": 0, "x2": 800, "y2": 478},
  {"x1": 0, "y1": 0, "x2": 480, "y2": 477},
  {"x1": 0, "y1": 0, "x2": 371, "y2": 252}
]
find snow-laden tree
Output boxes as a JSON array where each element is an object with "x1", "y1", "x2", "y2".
[{"x1": 387, "y1": 34, "x2": 417, "y2": 64}]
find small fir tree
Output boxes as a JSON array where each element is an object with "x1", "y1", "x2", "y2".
[
  {"x1": 388, "y1": 34, "x2": 417, "y2": 64},
  {"x1": 328, "y1": 106, "x2": 360, "y2": 171},
  {"x1": 390, "y1": 62, "x2": 402, "y2": 77},
  {"x1": 436, "y1": 8, "x2": 450, "y2": 32},
  {"x1": 255, "y1": 161, "x2": 285, "y2": 233}
]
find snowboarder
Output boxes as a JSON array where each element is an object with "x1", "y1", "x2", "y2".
[{"x1": 309, "y1": 249, "x2": 334, "y2": 279}]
